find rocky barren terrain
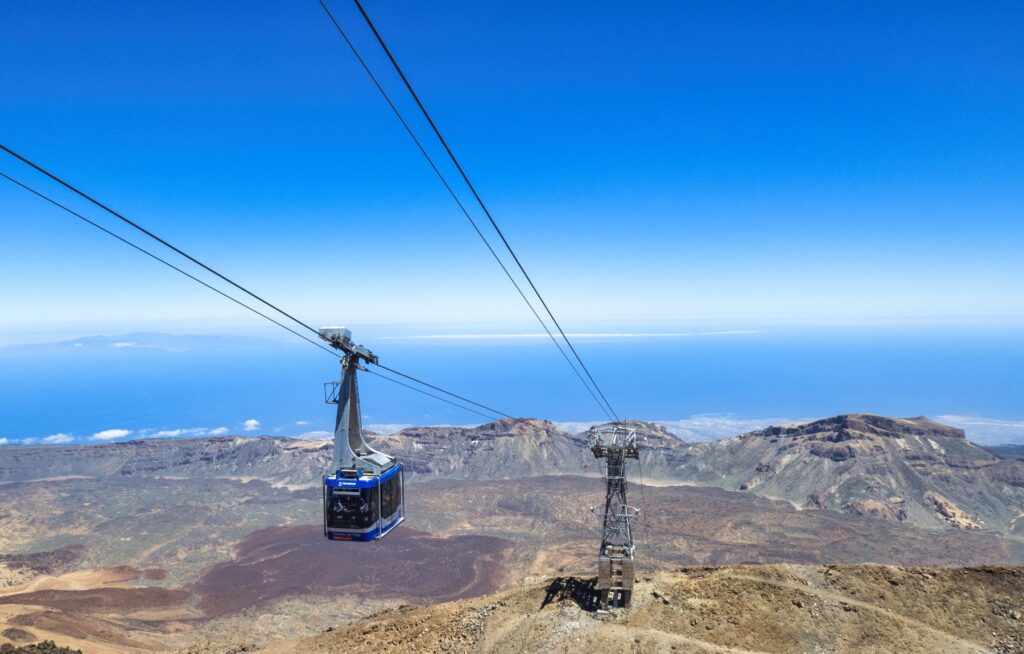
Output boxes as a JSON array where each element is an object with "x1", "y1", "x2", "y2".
[
  {"x1": 1, "y1": 414, "x2": 1023, "y2": 652},
  {"x1": 4, "y1": 414, "x2": 1021, "y2": 535},
  {"x1": 668, "y1": 414, "x2": 1024, "y2": 533},
  {"x1": 256, "y1": 565, "x2": 1024, "y2": 654}
]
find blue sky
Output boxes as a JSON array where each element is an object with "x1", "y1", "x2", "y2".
[{"x1": 1, "y1": 0, "x2": 1022, "y2": 340}]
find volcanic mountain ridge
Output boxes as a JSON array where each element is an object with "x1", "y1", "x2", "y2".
[
  {"x1": 668, "y1": 414, "x2": 1024, "y2": 533},
  {"x1": 3, "y1": 414, "x2": 1022, "y2": 534}
]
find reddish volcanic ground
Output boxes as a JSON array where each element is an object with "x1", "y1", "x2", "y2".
[
  {"x1": 194, "y1": 525, "x2": 513, "y2": 617},
  {"x1": 0, "y1": 588, "x2": 190, "y2": 613}
]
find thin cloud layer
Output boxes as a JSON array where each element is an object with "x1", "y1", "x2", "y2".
[
  {"x1": 42, "y1": 433, "x2": 74, "y2": 444},
  {"x1": 379, "y1": 330, "x2": 761, "y2": 341},
  {"x1": 555, "y1": 415, "x2": 809, "y2": 441},
  {"x1": 659, "y1": 415, "x2": 812, "y2": 442},
  {"x1": 91, "y1": 428, "x2": 132, "y2": 441},
  {"x1": 13, "y1": 424, "x2": 235, "y2": 445},
  {"x1": 937, "y1": 415, "x2": 1024, "y2": 445},
  {"x1": 365, "y1": 423, "x2": 414, "y2": 435},
  {"x1": 10, "y1": 414, "x2": 1021, "y2": 447},
  {"x1": 151, "y1": 427, "x2": 230, "y2": 438}
]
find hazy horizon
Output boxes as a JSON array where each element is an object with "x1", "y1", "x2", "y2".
[
  {"x1": 2, "y1": 3, "x2": 1021, "y2": 449},
  {"x1": 2, "y1": 326, "x2": 1021, "y2": 447}
]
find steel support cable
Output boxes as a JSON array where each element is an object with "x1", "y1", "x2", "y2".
[
  {"x1": 361, "y1": 368, "x2": 498, "y2": 421},
  {"x1": 0, "y1": 142, "x2": 322, "y2": 339},
  {"x1": 373, "y1": 363, "x2": 512, "y2": 419},
  {"x1": 0, "y1": 170, "x2": 338, "y2": 359},
  {"x1": 0, "y1": 168, "x2": 511, "y2": 421},
  {"x1": 350, "y1": 0, "x2": 621, "y2": 423},
  {"x1": 315, "y1": 0, "x2": 613, "y2": 423}
]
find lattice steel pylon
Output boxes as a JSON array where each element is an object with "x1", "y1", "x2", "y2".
[{"x1": 589, "y1": 425, "x2": 640, "y2": 609}]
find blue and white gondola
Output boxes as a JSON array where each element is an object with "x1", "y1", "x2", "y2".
[
  {"x1": 324, "y1": 462, "x2": 404, "y2": 541},
  {"x1": 318, "y1": 326, "x2": 405, "y2": 541}
]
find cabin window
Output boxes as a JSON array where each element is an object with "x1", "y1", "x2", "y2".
[
  {"x1": 327, "y1": 488, "x2": 377, "y2": 530},
  {"x1": 380, "y1": 473, "x2": 402, "y2": 519}
]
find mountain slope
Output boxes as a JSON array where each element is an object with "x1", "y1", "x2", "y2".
[
  {"x1": 379, "y1": 419, "x2": 595, "y2": 479},
  {"x1": 257, "y1": 565, "x2": 1024, "y2": 654},
  {"x1": 4, "y1": 418, "x2": 1024, "y2": 653},
  {"x1": 5, "y1": 414, "x2": 1023, "y2": 534},
  {"x1": 0, "y1": 436, "x2": 330, "y2": 489},
  {"x1": 666, "y1": 414, "x2": 1024, "y2": 532}
]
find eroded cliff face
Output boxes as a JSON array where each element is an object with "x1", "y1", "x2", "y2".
[
  {"x1": 5, "y1": 414, "x2": 1023, "y2": 533},
  {"x1": 377, "y1": 418, "x2": 594, "y2": 479},
  {"x1": 666, "y1": 414, "x2": 1024, "y2": 531}
]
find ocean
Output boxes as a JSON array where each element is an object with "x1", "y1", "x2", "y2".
[{"x1": 1, "y1": 324, "x2": 1021, "y2": 445}]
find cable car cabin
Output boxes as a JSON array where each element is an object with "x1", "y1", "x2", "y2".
[
  {"x1": 323, "y1": 462, "x2": 404, "y2": 541},
  {"x1": 318, "y1": 326, "x2": 404, "y2": 542}
]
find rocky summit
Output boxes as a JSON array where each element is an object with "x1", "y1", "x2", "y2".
[
  {"x1": 378, "y1": 418, "x2": 594, "y2": 479},
  {"x1": 669, "y1": 414, "x2": 1024, "y2": 532}
]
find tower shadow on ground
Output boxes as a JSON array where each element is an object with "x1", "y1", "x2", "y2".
[{"x1": 540, "y1": 577, "x2": 599, "y2": 612}]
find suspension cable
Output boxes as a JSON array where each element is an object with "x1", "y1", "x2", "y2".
[
  {"x1": 350, "y1": 0, "x2": 621, "y2": 423},
  {"x1": 0, "y1": 166, "x2": 510, "y2": 420},
  {"x1": 315, "y1": 0, "x2": 615, "y2": 423},
  {"x1": 348, "y1": 0, "x2": 618, "y2": 419},
  {"x1": 374, "y1": 364, "x2": 512, "y2": 419},
  {"x1": 362, "y1": 368, "x2": 499, "y2": 421},
  {"x1": 0, "y1": 143, "x2": 322, "y2": 338},
  {"x1": 0, "y1": 170, "x2": 337, "y2": 358}
]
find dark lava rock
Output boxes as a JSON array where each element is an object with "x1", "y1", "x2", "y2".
[{"x1": 0, "y1": 641, "x2": 82, "y2": 654}]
